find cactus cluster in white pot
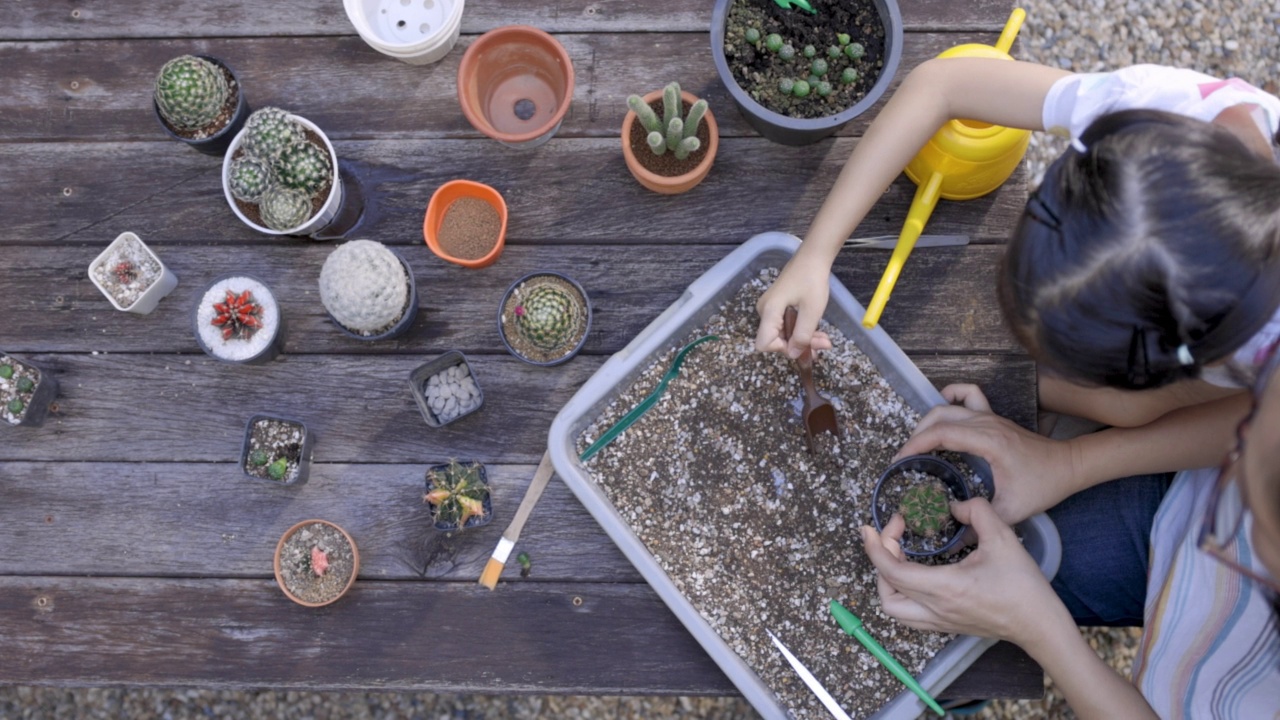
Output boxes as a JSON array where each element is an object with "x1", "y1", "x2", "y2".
[
  {"x1": 223, "y1": 107, "x2": 340, "y2": 234},
  {"x1": 318, "y1": 240, "x2": 418, "y2": 339}
]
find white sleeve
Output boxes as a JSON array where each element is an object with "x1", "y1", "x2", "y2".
[{"x1": 1041, "y1": 65, "x2": 1280, "y2": 144}]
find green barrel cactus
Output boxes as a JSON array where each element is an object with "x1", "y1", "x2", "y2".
[
  {"x1": 318, "y1": 240, "x2": 410, "y2": 335},
  {"x1": 626, "y1": 81, "x2": 707, "y2": 161},
  {"x1": 154, "y1": 55, "x2": 229, "y2": 132},
  {"x1": 899, "y1": 483, "x2": 952, "y2": 537},
  {"x1": 258, "y1": 186, "x2": 312, "y2": 231},
  {"x1": 241, "y1": 107, "x2": 305, "y2": 162},
  {"x1": 276, "y1": 140, "x2": 330, "y2": 196},
  {"x1": 227, "y1": 155, "x2": 275, "y2": 202},
  {"x1": 516, "y1": 284, "x2": 581, "y2": 351}
]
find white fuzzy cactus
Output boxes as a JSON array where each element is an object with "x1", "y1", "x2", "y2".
[{"x1": 319, "y1": 240, "x2": 410, "y2": 335}]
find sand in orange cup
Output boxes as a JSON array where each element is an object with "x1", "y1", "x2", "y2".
[{"x1": 424, "y1": 180, "x2": 508, "y2": 268}]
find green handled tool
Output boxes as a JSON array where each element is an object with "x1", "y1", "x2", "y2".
[
  {"x1": 578, "y1": 335, "x2": 718, "y2": 461},
  {"x1": 773, "y1": 0, "x2": 817, "y2": 14},
  {"x1": 829, "y1": 600, "x2": 945, "y2": 717}
]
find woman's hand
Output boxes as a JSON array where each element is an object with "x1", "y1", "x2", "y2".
[
  {"x1": 755, "y1": 253, "x2": 832, "y2": 357},
  {"x1": 897, "y1": 384, "x2": 1082, "y2": 524},
  {"x1": 862, "y1": 498, "x2": 1059, "y2": 645}
]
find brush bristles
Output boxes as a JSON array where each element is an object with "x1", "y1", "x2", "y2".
[{"x1": 478, "y1": 557, "x2": 504, "y2": 590}]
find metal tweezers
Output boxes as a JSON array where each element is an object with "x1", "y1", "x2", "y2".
[{"x1": 843, "y1": 234, "x2": 970, "y2": 250}]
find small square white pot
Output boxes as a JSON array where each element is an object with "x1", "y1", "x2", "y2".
[{"x1": 88, "y1": 232, "x2": 179, "y2": 314}]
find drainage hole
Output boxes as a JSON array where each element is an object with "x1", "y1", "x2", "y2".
[
  {"x1": 400, "y1": 0, "x2": 411, "y2": 5},
  {"x1": 397, "y1": 19, "x2": 406, "y2": 27},
  {"x1": 513, "y1": 99, "x2": 536, "y2": 121},
  {"x1": 424, "y1": 0, "x2": 434, "y2": 7},
  {"x1": 419, "y1": 22, "x2": 431, "y2": 34}
]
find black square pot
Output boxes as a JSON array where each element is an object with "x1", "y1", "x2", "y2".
[
  {"x1": 0, "y1": 353, "x2": 58, "y2": 428},
  {"x1": 424, "y1": 462, "x2": 494, "y2": 531},
  {"x1": 241, "y1": 414, "x2": 315, "y2": 485},
  {"x1": 871, "y1": 454, "x2": 972, "y2": 557},
  {"x1": 409, "y1": 351, "x2": 484, "y2": 428}
]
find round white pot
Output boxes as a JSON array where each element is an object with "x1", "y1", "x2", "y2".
[
  {"x1": 88, "y1": 231, "x2": 179, "y2": 314},
  {"x1": 344, "y1": 0, "x2": 464, "y2": 65},
  {"x1": 222, "y1": 114, "x2": 343, "y2": 238}
]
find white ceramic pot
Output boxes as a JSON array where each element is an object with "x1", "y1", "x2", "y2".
[
  {"x1": 222, "y1": 114, "x2": 343, "y2": 238},
  {"x1": 88, "y1": 231, "x2": 179, "y2": 314},
  {"x1": 344, "y1": 0, "x2": 464, "y2": 65}
]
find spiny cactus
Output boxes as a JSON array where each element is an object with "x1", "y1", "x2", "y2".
[
  {"x1": 423, "y1": 460, "x2": 490, "y2": 530},
  {"x1": 210, "y1": 288, "x2": 263, "y2": 341},
  {"x1": 267, "y1": 457, "x2": 289, "y2": 481},
  {"x1": 113, "y1": 261, "x2": 138, "y2": 285},
  {"x1": 626, "y1": 82, "x2": 707, "y2": 161},
  {"x1": 154, "y1": 55, "x2": 229, "y2": 131},
  {"x1": 899, "y1": 483, "x2": 952, "y2": 538},
  {"x1": 318, "y1": 240, "x2": 410, "y2": 335},
  {"x1": 241, "y1": 107, "x2": 305, "y2": 163},
  {"x1": 515, "y1": 284, "x2": 581, "y2": 351},
  {"x1": 276, "y1": 140, "x2": 329, "y2": 195},
  {"x1": 258, "y1": 186, "x2": 313, "y2": 231},
  {"x1": 228, "y1": 155, "x2": 274, "y2": 202}
]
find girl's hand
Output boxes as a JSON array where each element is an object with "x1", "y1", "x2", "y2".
[
  {"x1": 862, "y1": 498, "x2": 1059, "y2": 646},
  {"x1": 755, "y1": 254, "x2": 833, "y2": 357},
  {"x1": 896, "y1": 384, "x2": 1081, "y2": 524}
]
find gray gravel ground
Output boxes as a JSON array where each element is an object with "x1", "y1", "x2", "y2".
[{"x1": 6, "y1": 0, "x2": 1277, "y2": 717}]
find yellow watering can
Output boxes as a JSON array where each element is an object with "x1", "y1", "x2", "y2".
[{"x1": 862, "y1": 8, "x2": 1030, "y2": 329}]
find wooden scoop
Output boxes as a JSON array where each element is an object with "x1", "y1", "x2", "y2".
[{"x1": 782, "y1": 307, "x2": 840, "y2": 451}]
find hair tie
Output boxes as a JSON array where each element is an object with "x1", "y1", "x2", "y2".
[
  {"x1": 1176, "y1": 344, "x2": 1195, "y2": 367},
  {"x1": 1071, "y1": 137, "x2": 1088, "y2": 153}
]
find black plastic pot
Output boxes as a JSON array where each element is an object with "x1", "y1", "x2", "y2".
[
  {"x1": 498, "y1": 271, "x2": 592, "y2": 367},
  {"x1": 871, "y1": 454, "x2": 972, "y2": 558},
  {"x1": 710, "y1": 0, "x2": 903, "y2": 146},
  {"x1": 241, "y1": 414, "x2": 315, "y2": 486},
  {"x1": 409, "y1": 351, "x2": 484, "y2": 428},
  {"x1": 424, "y1": 462, "x2": 494, "y2": 532},
  {"x1": 152, "y1": 54, "x2": 251, "y2": 157},
  {"x1": 328, "y1": 252, "x2": 419, "y2": 342},
  {"x1": 0, "y1": 353, "x2": 58, "y2": 428},
  {"x1": 193, "y1": 274, "x2": 286, "y2": 365}
]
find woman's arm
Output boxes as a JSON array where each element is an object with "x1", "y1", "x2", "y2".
[
  {"x1": 756, "y1": 58, "x2": 1071, "y2": 356},
  {"x1": 864, "y1": 500, "x2": 1157, "y2": 720}
]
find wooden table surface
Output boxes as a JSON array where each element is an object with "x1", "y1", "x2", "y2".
[{"x1": 0, "y1": 0, "x2": 1044, "y2": 706}]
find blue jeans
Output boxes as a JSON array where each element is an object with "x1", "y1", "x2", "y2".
[{"x1": 1046, "y1": 472, "x2": 1174, "y2": 627}]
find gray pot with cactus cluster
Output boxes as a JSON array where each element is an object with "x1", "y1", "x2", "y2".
[
  {"x1": 318, "y1": 239, "x2": 419, "y2": 340},
  {"x1": 221, "y1": 107, "x2": 344, "y2": 236},
  {"x1": 498, "y1": 271, "x2": 592, "y2": 366},
  {"x1": 152, "y1": 54, "x2": 250, "y2": 156}
]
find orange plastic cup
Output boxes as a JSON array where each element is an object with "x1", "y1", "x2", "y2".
[{"x1": 423, "y1": 180, "x2": 508, "y2": 268}]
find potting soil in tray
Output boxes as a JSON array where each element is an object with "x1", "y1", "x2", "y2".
[
  {"x1": 277, "y1": 522, "x2": 355, "y2": 604},
  {"x1": 577, "y1": 269, "x2": 984, "y2": 720},
  {"x1": 723, "y1": 0, "x2": 886, "y2": 120}
]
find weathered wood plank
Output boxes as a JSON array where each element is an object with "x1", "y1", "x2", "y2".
[
  {"x1": 0, "y1": 32, "x2": 1004, "y2": 143},
  {"x1": 0, "y1": 353, "x2": 1034, "y2": 463},
  {"x1": 0, "y1": 245, "x2": 1022, "y2": 355},
  {"x1": 3, "y1": 0, "x2": 1012, "y2": 40},
  {"x1": 0, "y1": 139, "x2": 1026, "y2": 247},
  {"x1": 0, "y1": 576, "x2": 1041, "y2": 698}
]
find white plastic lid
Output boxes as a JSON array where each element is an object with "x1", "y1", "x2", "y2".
[{"x1": 357, "y1": 0, "x2": 458, "y2": 48}]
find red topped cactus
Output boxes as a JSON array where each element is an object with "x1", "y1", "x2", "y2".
[{"x1": 211, "y1": 288, "x2": 264, "y2": 341}]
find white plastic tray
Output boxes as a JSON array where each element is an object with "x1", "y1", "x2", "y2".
[{"x1": 548, "y1": 232, "x2": 1061, "y2": 720}]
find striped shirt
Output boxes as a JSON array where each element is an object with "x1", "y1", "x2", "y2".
[{"x1": 1134, "y1": 469, "x2": 1280, "y2": 718}]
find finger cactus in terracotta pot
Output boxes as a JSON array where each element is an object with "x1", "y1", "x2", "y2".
[{"x1": 622, "y1": 82, "x2": 718, "y2": 195}]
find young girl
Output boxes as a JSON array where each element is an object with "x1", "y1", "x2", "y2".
[{"x1": 756, "y1": 57, "x2": 1280, "y2": 491}]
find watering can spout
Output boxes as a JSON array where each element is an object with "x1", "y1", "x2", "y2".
[{"x1": 861, "y1": 7, "x2": 1030, "y2": 329}]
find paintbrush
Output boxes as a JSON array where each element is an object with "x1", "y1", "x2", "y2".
[{"x1": 478, "y1": 450, "x2": 554, "y2": 590}]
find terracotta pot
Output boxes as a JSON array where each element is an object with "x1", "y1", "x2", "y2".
[
  {"x1": 622, "y1": 89, "x2": 719, "y2": 195},
  {"x1": 457, "y1": 26, "x2": 574, "y2": 148},
  {"x1": 423, "y1": 180, "x2": 508, "y2": 268},
  {"x1": 273, "y1": 519, "x2": 360, "y2": 608}
]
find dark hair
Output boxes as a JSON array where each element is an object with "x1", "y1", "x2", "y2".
[{"x1": 1000, "y1": 109, "x2": 1280, "y2": 390}]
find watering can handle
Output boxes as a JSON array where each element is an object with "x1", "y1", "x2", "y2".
[
  {"x1": 861, "y1": 171, "x2": 943, "y2": 329},
  {"x1": 995, "y1": 8, "x2": 1026, "y2": 55}
]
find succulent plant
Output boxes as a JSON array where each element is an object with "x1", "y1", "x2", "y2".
[
  {"x1": 249, "y1": 449, "x2": 270, "y2": 467},
  {"x1": 745, "y1": 28, "x2": 761, "y2": 44},
  {"x1": 827, "y1": 45, "x2": 842, "y2": 60},
  {"x1": 837, "y1": 33, "x2": 851, "y2": 46},
  {"x1": 210, "y1": 287, "x2": 263, "y2": 341},
  {"x1": 841, "y1": 68, "x2": 859, "y2": 85},
  {"x1": 16, "y1": 377, "x2": 34, "y2": 393},
  {"x1": 802, "y1": 44, "x2": 816, "y2": 58},
  {"x1": 779, "y1": 78, "x2": 796, "y2": 95},
  {"x1": 816, "y1": 81, "x2": 833, "y2": 97},
  {"x1": 845, "y1": 42, "x2": 865, "y2": 60},
  {"x1": 153, "y1": 55, "x2": 230, "y2": 132},
  {"x1": 793, "y1": 80, "x2": 811, "y2": 98},
  {"x1": 899, "y1": 483, "x2": 952, "y2": 538},
  {"x1": 7, "y1": 399, "x2": 24, "y2": 415},
  {"x1": 258, "y1": 186, "x2": 313, "y2": 231},
  {"x1": 241, "y1": 107, "x2": 305, "y2": 163},
  {"x1": 1, "y1": 364, "x2": 14, "y2": 380},
  {"x1": 318, "y1": 240, "x2": 410, "y2": 335},
  {"x1": 276, "y1": 140, "x2": 330, "y2": 196},
  {"x1": 423, "y1": 460, "x2": 490, "y2": 530},
  {"x1": 626, "y1": 82, "x2": 707, "y2": 161},
  {"x1": 515, "y1": 283, "x2": 582, "y2": 352},
  {"x1": 779, "y1": 44, "x2": 796, "y2": 61},
  {"x1": 765, "y1": 33, "x2": 783, "y2": 52},
  {"x1": 228, "y1": 155, "x2": 275, "y2": 202},
  {"x1": 267, "y1": 457, "x2": 289, "y2": 481},
  {"x1": 811, "y1": 59, "x2": 829, "y2": 76}
]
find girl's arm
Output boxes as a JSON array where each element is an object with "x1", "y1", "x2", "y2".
[
  {"x1": 756, "y1": 57, "x2": 1071, "y2": 357},
  {"x1": 864, "y1": 501, "x2": 1158, "y2": 720}
]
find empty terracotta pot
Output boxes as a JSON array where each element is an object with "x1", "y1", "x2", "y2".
[
  {"x1": 457, "y1": 25, "x2": 574, "y2": 149},
  {"x1": 622, "y1": 89, "x2": 719, "y2": 195}
]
